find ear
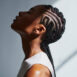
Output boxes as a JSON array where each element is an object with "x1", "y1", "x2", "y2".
[{"x1": 33, "y1": 24, "x2": 46, "y2": 35}]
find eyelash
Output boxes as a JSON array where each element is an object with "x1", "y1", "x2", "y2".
[
  {"x1": 27, "y1": 8, "x2": 35, "y2": 14},
  {"x1": 30, "y1": 8, "x2": 34, "y2": 11}
]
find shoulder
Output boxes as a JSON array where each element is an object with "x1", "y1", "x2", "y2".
[{"x1": 24, "y1": 64, "x2": 51, "y2": 77}]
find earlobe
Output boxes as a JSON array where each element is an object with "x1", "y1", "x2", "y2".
[
  {"x1": 39, "y1": 24, "x2": 46, "y2": 34},
  {"x1": 33, "y1": 24, "x2": 46, "y2": 35},
  {"x1": 33, "y1": 29, "x2": 40, "y2": 35}
]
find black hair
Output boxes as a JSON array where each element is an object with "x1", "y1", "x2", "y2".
[{"x1": 39, "y1": 5, "x2": 66, "y2": 77}]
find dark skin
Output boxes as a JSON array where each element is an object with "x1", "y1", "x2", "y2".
[{"x1": 11, "y1": 5, "x2": 51, "y2": 77}]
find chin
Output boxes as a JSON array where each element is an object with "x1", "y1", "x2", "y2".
[
  {"x1": 11, "y1": 23, "x2": 17, "y2": 31},
  {"x1": 11, "y1": 20, "x2": 21, "y2": 30}
]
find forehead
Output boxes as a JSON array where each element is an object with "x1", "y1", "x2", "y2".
[
  {"x1": 30, "y1": 5, "x2": 45, "y2": 11},
  {"x1": 29, "y1": 5, "x2": 47, "y2": 15}
]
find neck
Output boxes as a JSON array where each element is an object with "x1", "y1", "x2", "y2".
[{"x1": 21, "y1": 36, "x2": 43, "y2": 59}]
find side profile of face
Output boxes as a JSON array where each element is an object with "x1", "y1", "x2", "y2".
[
  {"x1": 11, "y1": 5, "x2": 65, "y2": 42},
  {"x1": 11, "y1": 5, "x2": 46, "y2": 39}
]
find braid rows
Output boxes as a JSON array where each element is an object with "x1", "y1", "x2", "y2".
[{"x1": 40, "y1": 5, "x2": 66, "y2": 44}]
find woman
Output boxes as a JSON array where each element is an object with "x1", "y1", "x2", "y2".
[{"x1": 11, "y1": 5, "x2": 66, "y2": 77}]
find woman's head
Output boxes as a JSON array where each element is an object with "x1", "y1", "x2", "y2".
[
  {"x1": 11, "y1": 5, "x2": 66, "y2": 44},
  {"x1": 39, "y1": 5, "x2": 66, "y2": 44},
  {"x1": 11, "y1": 5, "x2": 66, "y2": 77}
]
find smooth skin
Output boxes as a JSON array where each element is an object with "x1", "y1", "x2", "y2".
[
  {"x1": 11, "y1": 5, "x2": 52, "y2": 77},
  {"x1": 24, "y1": 64, "x2": 51, "y2": 77}
]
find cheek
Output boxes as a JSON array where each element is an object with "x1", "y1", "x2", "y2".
[{"x1": 24, "y1": 25, "x2": 33, "y2": 35}]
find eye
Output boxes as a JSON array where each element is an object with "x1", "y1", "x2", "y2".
[
  {"x1": 29, "y1": 8, "x2": 35, "y2": 11},
  {"x1": 27, "y1": 8, "x2": 35, "y2": 15}
]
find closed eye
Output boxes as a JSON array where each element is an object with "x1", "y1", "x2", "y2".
[
  {"x1": 27, "y1": 8, "x2": 35, "y2": 14},
  {"x1": 29, "y1": 8, "x2": 35, "y2": 11}
]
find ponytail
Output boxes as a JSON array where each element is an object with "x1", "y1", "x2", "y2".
[
  {"x1": 39, "y1": 4, "x2": 66, "y2": 77},
  {"x1": 40, "y1": 42, "x2": 56, "y2": 77}
]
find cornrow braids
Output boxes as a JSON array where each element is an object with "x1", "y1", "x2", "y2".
[
  {"x1": 40, "y1": 5, "x2": 66, "y2": 44},
  {"x1": 40, "y1": 5, "x2": 66, "y2": 77}
]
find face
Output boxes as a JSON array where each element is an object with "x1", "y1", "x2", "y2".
[{"x1": 11, "y1": 5, "x2": 46, "y2": 37}]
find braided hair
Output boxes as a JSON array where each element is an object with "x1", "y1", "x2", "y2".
[
  {"x1": 11, "y1": 4, "x2": 66, "y2": 77},
  {"x1": 38, "y1": 5, "x2": 66, "y2": 77}
]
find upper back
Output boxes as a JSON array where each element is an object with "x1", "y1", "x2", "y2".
[{"x1": 17, "y1": 51, "x2": 54, "y2": 77}]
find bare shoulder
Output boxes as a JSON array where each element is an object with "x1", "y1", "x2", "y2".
[{"x1": 24, "y1": 64, "x2": 51, "y2": 77}]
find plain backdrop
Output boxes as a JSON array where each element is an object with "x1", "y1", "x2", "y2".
[{"x1": 0, "y1": 0, "x2": 77, "y2": 77}]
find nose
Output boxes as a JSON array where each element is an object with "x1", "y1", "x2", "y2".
[{"x1": 19, "y1": 11, "x2": 27, "y2": 16}]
